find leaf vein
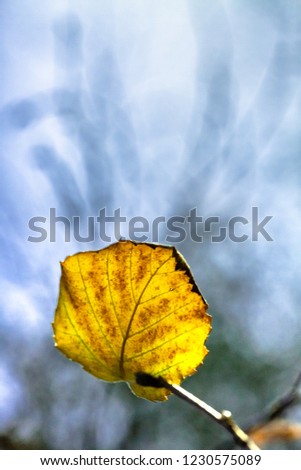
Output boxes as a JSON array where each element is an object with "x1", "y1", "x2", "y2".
[
  {"x1": 125, "y1": 324, "x2": 204, "y2": 362},
  {"x1": 77, "y1": 256, "x2": 119, "y2": 359},
  {"x1": 119, "y1": 252, "x2": 173, "y2": 377},
  {"x1": 60, "y1": 298, "x2": 113, "y2": 373},
  {"x1": 106, "y1": 250, "x2": 125, "y2": 339},
  {"x1": 139, "y1": 282, "x2": 191, "y2": 305},
  {"x1": 156, "y1": 357, "x2": 191, "y2": 376},
  {"x1": 128, "y1": 299, "x2": 197, "y2": 339}
]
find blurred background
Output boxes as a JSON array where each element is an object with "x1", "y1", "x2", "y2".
[{"x1": 1, "y1": 0, "x2": 301, "y2": 450}]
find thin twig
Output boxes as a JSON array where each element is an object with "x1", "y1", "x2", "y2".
[
  {"x1": 214, "y1": 369, "x2": 301, "y2": 450},
  {"x1": 136, "y1": 372, "x2": 260, "y2": 451},
  {"x1": 247, "y1": 369, "x2": 301, "y2": 432}
]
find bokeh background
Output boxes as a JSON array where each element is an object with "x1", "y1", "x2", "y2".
[{"x1": 1, "y1": 0, "x2": 301, "y2": 450}]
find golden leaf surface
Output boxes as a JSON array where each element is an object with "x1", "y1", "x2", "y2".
[{"x1": 53, "y1": 240, "x2": 211, "y2": 401}]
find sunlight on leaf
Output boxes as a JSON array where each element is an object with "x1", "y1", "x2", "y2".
[{"x1": 53, "y1": 240, "x2": 211, "y2": 401}]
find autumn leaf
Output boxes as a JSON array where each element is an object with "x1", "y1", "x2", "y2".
[{"x1": 53, "y1": 240, "x2": 211, "y2": 401}]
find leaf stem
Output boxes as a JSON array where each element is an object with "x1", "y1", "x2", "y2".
[
  {"x1": 165, "y1": 382, "x2": 259, "y2": 450},
  {"x1": 136, "y1": 372, "x2": 260, "y2": 450}
]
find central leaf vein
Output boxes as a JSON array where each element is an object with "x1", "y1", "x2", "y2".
[{"x1": 118, "y1": 251, "x2": 173, "y2": 378}]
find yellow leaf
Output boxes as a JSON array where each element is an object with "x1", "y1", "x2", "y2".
[{"x1": 53, "y1": 240, "x2": 211, "y2": 401}]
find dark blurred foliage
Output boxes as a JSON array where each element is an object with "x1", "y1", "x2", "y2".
[{"x1": 1, "y1": 3, "x2": 301, "y2": 450}]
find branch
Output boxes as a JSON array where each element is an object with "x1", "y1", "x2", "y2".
[
  {"x1": 247, "y1": 369, "x2": 301, "y2": 432},
  {"x1": 216, "y1": 369, "x2": 301, "y2": 449},
  {"x1": 136, "y1": 372, "x2": 260, "y2": 451}
]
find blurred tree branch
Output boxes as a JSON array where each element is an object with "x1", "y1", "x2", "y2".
[
  {"x1": 216, "y1": 369, "x2": 301, "y2": 449},
  {"x1": 250, "y1": 370, "x2": 301, "y2": 427},
  {"x1": 246, "y1": 370, "x2": 301, "y2": 447}
]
